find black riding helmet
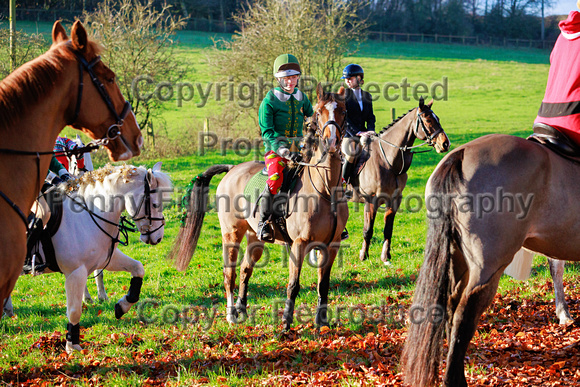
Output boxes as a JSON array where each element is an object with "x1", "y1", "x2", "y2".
[{"x1": 341, "y1": 64, "x2": 364, "y2": 80}]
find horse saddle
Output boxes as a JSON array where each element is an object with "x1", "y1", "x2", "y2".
[
  {"x1": 24, "y1": 186, "x2": 64, "y2": 274},
  {"x1": 527, "y1": 123, "x2": 580, "y2": 162}
]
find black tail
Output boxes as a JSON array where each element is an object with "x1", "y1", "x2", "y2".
[
  {"x1": 401, "y1": 149, "x2": 464, "y2": 386},
  {"x1": 168, "y1": 165, "x2": 233, "y2": 271}
]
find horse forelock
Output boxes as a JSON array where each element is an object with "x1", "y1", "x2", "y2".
[{"x1": 0, "y1": 39, "x2": 102, "y2": 132}]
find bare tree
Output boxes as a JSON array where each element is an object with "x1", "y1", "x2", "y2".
[
  {"x1": 0, "y1": 30, "x2": 47, "y2": 79},
  {"x1": 81, "y1": 0, "x2": 188, "y2": 129}
]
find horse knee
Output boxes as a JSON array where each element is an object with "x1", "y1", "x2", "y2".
[{"x1": 132, "y1": 262, "x2": 145, "y2": 278}]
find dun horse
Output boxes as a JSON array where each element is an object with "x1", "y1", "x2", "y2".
[
  {"x1": 402, "y1": 133, "x2": 580, "y2": 386},
  {"x1": 171, "y1": 84, "x2": 348, "y2": 329},
  {"x1": 350, "y1": 98, "x2": 449, "y2": 263},
  {"x1": 4, "y1": 163, "x2": 170, "y2": 353},
  {"x1": 0, "y1": 21, "x2": 142, "y2": 308}
]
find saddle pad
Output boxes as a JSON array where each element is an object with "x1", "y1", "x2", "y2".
[
  {"x1": 243, "y1": 167, "x2": 301, "y2": 207},
  {"x1": 244, "y1": 170, "x2": 268, "y2": 206}
]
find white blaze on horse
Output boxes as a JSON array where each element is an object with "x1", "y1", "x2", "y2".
[
  {"x1": 0, "y1": 21, "x2": 143, "y2": 308},
  {"x1": 5, "y1": 163, "x2": 171, "y2": 354}
]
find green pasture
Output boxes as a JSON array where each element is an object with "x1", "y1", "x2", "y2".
[{"x1": 2, "y1": 25, "x2": 578, "y2": 385}]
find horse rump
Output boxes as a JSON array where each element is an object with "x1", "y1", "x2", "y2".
[
  {"x1": 401, "y1": 149, "x2": 464, "y2": 387},
  {"x1": 168, "y1": 164, "x2": 233, "y2": 271}
]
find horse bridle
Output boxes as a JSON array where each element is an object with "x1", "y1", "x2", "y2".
[
  {"x1": 415, "y1": 108, "x2": 444, "y2": 147},
  {"x1": 131, "y1": 174, "x2": 165, "y2": 237},
  {"x1": 68, "y1": 48, "x2": 132, "y2": 145}
]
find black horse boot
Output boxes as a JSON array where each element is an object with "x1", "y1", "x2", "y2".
[{"x1": 257, "y1": 190, "x2": 275, "y2": 242}]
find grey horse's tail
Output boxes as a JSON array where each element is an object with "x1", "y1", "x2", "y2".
[
  {"x1": 168, "y1": 165, "x2": 233, "y2": 271},
  {"x1": 401, "y1": 148, "x2": 464, "y2": 387}
]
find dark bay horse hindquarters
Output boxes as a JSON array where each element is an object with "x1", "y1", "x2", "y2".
[
  {"x1": 0, "y1": 21, "x2": 142, "y2": 309},
  {"x1": 401, "y1": 133, "x2": 580, "y2": 386},
  {"x1": 170, "y1": 84, "x2": 348, "y2": 329},
  {"x1": 354, "y1": 98, "x2": 449, "y2": 263}
]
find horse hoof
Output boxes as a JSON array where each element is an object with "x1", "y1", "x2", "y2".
[
  {"x1": 235, "y1": 308, "x2": 248, "y2": 322},
  {"x1": 382, "y1": 260, "x2": 392, "y2": 267},
  {"x1": 359, "y1": 251, "x2": 368, "y2": 261},
  {"x1": 65, "y1": 341, "x2": 83, "y2": 354},
  {"x1": 226, "y1": 314, "x2": 238, "y2": 324},
  {"x1": 559, "y1": 316, "x2": 574, "y2": 325},
  {"x1": 114, "y1": 303, "x2": 124, "y2": 319},
  {"x1": 283, "y1": 322, "x2": 292, "y2": 331}
]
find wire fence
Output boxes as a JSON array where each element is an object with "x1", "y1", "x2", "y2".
[
  {"x1": 367, "y1": 31, "x2": 556, "y2": 50},
  {"x1": 0, "y1": 8, "x2": 556, "y2": 50}
]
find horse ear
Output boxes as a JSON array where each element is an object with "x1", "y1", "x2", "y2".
[
  {"x1": 419, "y1": 96, "x2": 425, "y2": 109},
  {"x1": 152, "y1": 161, "x2": 162, "y2": 173},
  {"x1": 52, "y1": 21, "x2": 68, "y2": 44},
  {"x1": 316, "y1": 83, "x2": 324, "y2": 100},
  {"x1": 337, "y1": 86, "x2": 345, "y2": 96},
  {"x1": 427, "y1": 98, "x2": 434, "y2": 108},
  {"x1": 70, "y1": 21, "x2": 88, "y2": 52},
  {"x1": 75, "y1": 134, "x2": 84, "y2": 146}
]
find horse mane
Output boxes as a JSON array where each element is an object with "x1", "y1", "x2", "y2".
[
  {"x1": 0, "y1": 40, "x2": 102, "y2": 131},
  {"x1": 70, "y1": 164, "x2": 171, "y2": 196},
  {"x1": 378, "y1": 108, "x2": 415, "y2": 136}
]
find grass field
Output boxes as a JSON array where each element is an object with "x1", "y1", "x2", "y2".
[{"x1": 2, "y1": 23, "x2": 579, "y2": 385}]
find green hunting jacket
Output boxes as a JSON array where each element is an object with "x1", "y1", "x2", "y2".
[{"x1": 259, "y1": 87, "x2": 314, "y2": 154}]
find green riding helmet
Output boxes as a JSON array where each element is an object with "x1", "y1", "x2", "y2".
[{"x1": 273, "y1": 54, "x2": 301, "y2": 78}]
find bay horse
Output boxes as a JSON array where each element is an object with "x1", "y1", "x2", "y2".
[
  {"x1": 401, "y1": 133, "x2": 580, "y2": 386},
  {"x1": 170, "y1": 83, "x2": 348, "y2": 329},
  {"x1": 350, "y1": 98, "x2": 449, "y2": 263},
  {"x1": 0, "y1": 21, "x2": 142, "y2": 308},
  {"x1": 4, "y1": 163, "x2": 170, "y2": 353}
]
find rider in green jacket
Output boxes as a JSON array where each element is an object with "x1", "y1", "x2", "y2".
[{"x1": 257, "y1": 54, "x2": 314, "y2": 241}]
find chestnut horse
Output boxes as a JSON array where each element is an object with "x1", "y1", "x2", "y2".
[
  {"x1": 0, "y1": 21, "x2": 142, "y2": 309},
  {"x1": 170, "y1": 84, "x2": 348, "y2": 329},
  {"x1": 402, "y1": 133, "x2": 580, "y2": 386},
  {"x1": 350, "y1": 98, "x2": 449, "y2": 263}
]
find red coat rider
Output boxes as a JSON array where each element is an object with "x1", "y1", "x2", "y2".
[{"x1": 535, "y1": 9, "x2": 580, "y2": 145}]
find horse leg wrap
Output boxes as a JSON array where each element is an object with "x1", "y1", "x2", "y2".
[
  {"x1": 126, "y1": 277, "x2": 143, "y2": 303},
  {"x1": 66, "y1": 322, "x2": 80, "y2": 345}
]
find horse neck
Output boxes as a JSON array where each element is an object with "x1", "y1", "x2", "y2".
[
  {"x1": 306, "y1": 145, "x2": 343, "y2": 196},
  {"x1": 77, "y1": 178, "x2": 131, "y2": 223},
  {"x1": 1, "y1": 51, "x2": 76, "y2": 150},
  {"x1": 380, "y1": 108, "x2": 418, "y2": 150}
]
